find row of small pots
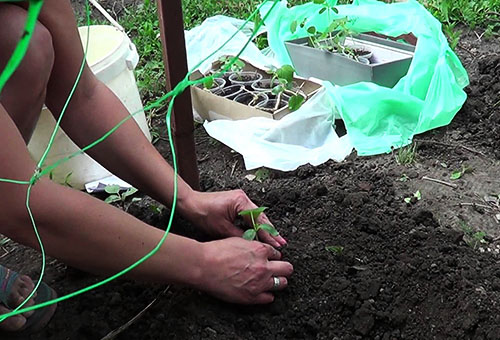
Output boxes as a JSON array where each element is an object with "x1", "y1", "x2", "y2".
[
  {"x1": 215, "y1": 85, "x2": 290, "y2": 112},
  {"x1": 203, "y1": 72, "x2": 292, "y2": 112}
]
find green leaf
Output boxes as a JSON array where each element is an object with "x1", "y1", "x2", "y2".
[
  {"x1": 131, "y1": 197, "x2": 142, "y2": 203},
  {"x1": 307, "y1": 26, "x2": 317, "y2": 35},
  {"x1": 325, "y1": 245, "x2": 344, "y2": 254},
  {"x1": 104, "y1": 185, "x2": 121, "y2": 194},
  {"x1": 290, "y1": 20, "x2": 298, "y2": 33},
  {"x1": 319, "y1": 7, "x2": 327, "y2": 14},
  {"x1": 288, "y1": 95, "x2": 305, "y2": 111},
  {"x1": 203, "y1": 76, "x2": 214, "y2": 89},
  {"x1": 122, "y1": 187, "x2": 138, "y2": 198},
  {"x1": 242, "y1": 229, "x2": 257, "y2": 241},
  {"x1": 414, "y1": 190, "x2": 422, "y2": 201},
  {"x1": 313, "y1": 0, "x2": 325, "y2": 4},
  {"x1": 332, "y1": 6, "x2": 339, "y2": 14},
  {"x1": 105, "y1": 195, "x2": 121, "y2": 204},
  {"x1": 257, "y1": 223, "x2": 279, "y2": 236},
  {"x1": 239, "y1": 207, "x2": 268, "y2": 219},
  {"x1": 404, "y1": 197, "x2": 412, "y2": 204},
  {"x1": 276, "y1": 65, "x2": 295, "y2": 83},
  {"x1": 234, "y1": 59, "x2": 246, "y2": 68},
  {"x1": 450, "y1": 170, "x2": 462, "y2": 180},
  {"x1": 327, "y1": 21, "x2": 339, "y2": 34},
  {"x1": 271, "y1": 85, "x2": 284, "y2": 95}
]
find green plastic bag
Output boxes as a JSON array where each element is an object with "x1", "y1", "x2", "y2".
[{"x1": 260, "y1": 0, "x2": 469, "y2": 155}]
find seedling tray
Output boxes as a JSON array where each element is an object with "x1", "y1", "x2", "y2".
[
  {"x1": 190, "y1": 60, "x2": 322, "y2": 121},
  {"x1": 285, "y1": 33, "x2": 415, "y2": 88}
]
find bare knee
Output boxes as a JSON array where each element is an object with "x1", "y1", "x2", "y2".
[
  {"x1": 0, "y1": 4, "x2": 55, "y2": 97},
  {"x1": 0, "y1": 4, "x2": 55, "y2": 141}
]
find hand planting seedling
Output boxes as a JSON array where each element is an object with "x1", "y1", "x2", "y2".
[
  {"x1": 238, "y1": 207, "x2": 279, "y2": 241},
  {"x1": 104, "y1": 185, "x2": 141, "y2": 208}
]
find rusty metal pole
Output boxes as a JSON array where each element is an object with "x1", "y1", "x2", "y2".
[{"x1": 157, "y1": 0, "x2": 200, "y2": 190}]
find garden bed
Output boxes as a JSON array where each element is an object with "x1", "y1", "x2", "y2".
[{"x1": 3, "y1": 5, "x2": 500, "y2": 340}]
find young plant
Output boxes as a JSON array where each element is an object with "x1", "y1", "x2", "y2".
[
  {"x1": 238, "y1": 207, "x2": 278, "y2": 241},
  {"x1": 270, "y1": 65, "x2": 305, "y2": 111},
  {"x1": 459, "y1": 220, "x2": 487, "y2": 249},
  {"x1": 325, "y1": 245, "x2": 344, "y2": 255},
  {"x1": 218, "y1": 55, "x2": 246, "y2": 74},
  {"x1": 404, "y1": 190, "x2": 422, "y2": 204},
  {"x1": 104, "y1": 185, "x2": 140, "y2": 207},
  {"x1": 395, "y1": 143, "x2": 418, "y2": 165},
  {"x1": 450, "y1": 164, "x2": 473, "y2": 180}
]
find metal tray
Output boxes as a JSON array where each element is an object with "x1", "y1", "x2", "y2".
[{"x1": 285, "y1": 33, "x2": 415, "y2": 87}]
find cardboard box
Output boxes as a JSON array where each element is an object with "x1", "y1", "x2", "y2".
[{"x1": 190, "y1": 60, "x2": 322, "y2": 121}]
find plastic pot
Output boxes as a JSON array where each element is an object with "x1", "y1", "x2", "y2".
[
  {"x1": 198, "y1": 77, "x2": 226, "y2": 93},
  {"x1": 229, "y1": 71, "x2": 263, "y2": 88},
  {"x1": 251, "y1": 78, "x2": 280, "y2": 92},
  {"x1": 234, "y1": 91, "x2": 269, "y2": 107},
  {"x1": 256, "y1": 98, "x2": 288, "y2": 112},
  {"x1": 214, "y1": 84, "x2": 244, "y2": 100}
]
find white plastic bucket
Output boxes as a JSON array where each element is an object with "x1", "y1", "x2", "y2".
[{"x1": 28, "y1": 25, "x2": 151, "y2": 189}]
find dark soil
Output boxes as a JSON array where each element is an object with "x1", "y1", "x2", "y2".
[
  {"x1": 252, "y1": 79, "x2": 280, "y2": 91},
  {"x1": 2, "y1": 6, "x2": 500, "y2": 340}
]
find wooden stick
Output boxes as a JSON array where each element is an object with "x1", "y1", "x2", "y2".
[
  {"x1": 422, "y1": 176, "x2": 458, "y2": 188},
  {"x1": 459, "y1": 202, "x2": 494, "y2": 210},
  {"x1": 414, "y1": 139, "x2": 487, "y2": 157}
]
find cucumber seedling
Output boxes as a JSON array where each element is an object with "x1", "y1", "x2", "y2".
[{"x1": 238, "y1": 207, "x2": 279, "y2": 241}]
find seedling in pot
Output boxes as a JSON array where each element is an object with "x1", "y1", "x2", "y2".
[
  {"x1": 201, "y1": 76, "x2": 226, "y2": 93},
  {"x1": 234, "y1": 91, "x2": 268, "y2": 107},
  {"x1": 238, "y1": 207, "x2": 279, "y2": 241},
  {"x1": 264, "y1": 64, "x2": 305, "y2": 112},
  {"x1": 217, "y1": 55, "x2": 246, "y2": 75},
  {"x1": 291, "y1": 1, "x2": 371, "y2": 64}
]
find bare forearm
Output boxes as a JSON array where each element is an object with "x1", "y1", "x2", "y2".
[
  {"x1": 0, "y1": 179, "x2": 203, "y2": 286},
  {"x1": 55, "y1": 81, "x2": 192, "y2": 205}
]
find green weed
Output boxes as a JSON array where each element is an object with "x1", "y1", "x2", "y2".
[
  {"x1": 395, "y1": 143, "x2": 418, "y2": 165},
  {"x1": 459, "y1": 220, "x2": 487, "y2": 249}
]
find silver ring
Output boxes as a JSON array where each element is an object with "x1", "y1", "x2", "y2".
[{"x1": 272, "y1": 276, "x2": 280, "y2": 290}]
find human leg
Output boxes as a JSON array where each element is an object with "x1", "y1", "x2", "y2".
[{"x1": 0, "y1": 3, "x2": 55, "y2": 143}]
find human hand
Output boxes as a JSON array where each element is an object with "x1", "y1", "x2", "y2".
[
  {"x1": 181, "y1": 189, "x2": 287, "y2": 248},
  {"x1": 196, "y1": 237, "x2": 293, "y2": 304}
]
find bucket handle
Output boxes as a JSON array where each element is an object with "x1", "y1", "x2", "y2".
[{"x1": 88, "y1": 0, "x2": 124, "y2": 32}]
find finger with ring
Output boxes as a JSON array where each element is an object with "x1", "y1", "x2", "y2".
[{"x1": 272, "y1": 276, "x2": 280, "y2": 290}]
